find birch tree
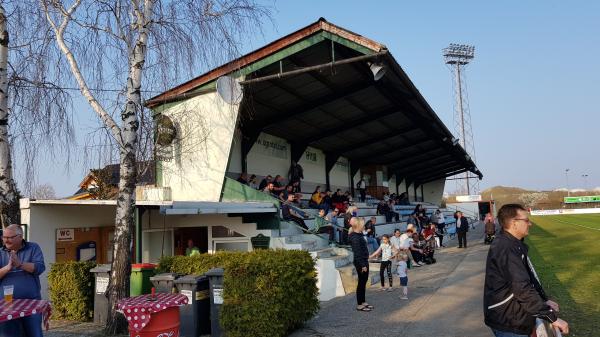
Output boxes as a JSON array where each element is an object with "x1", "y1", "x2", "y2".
[
  {"x1": 0, "y1": 1, "x2": 73, "y2": 226},
  {"x1": 41, "y1": 0, "x2": 271, "y2": 333}
]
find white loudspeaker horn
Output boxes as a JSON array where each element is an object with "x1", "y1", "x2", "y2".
[
  {"x1": 216, "y1": 76, "x2": 243, "y2": 105},
  {"x1": 369, "y1": 63, "x2": 386, "y2": 81}
]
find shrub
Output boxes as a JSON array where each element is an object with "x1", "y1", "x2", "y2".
[
  {"x1": 48, "y1": 261, "x2": 96, "y2": 321},
  {"x1": 158, "y1": 249, "x2": 319, "y2": 337}
]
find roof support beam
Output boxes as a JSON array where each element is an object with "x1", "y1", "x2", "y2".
[
  {"x1": 391, "y1": 160, "x2": 462, "y2": 179},
  {"x1": 350, "y1": 138, "x2": 438, "y2": 164},
  {"x1": 324, "y1": 153, "x2": 340, "y2": 191},
  {"x1": 324, "y1": 125, "x2": 417, "y2": 154},
  {"x1": 290, "y1": 142, "x2": 308, "y2": 164},
  {"x1": 416, "y1": 168, "x2": 470, "y2": 185}
]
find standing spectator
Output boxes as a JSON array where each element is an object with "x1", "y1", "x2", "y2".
[
  {"x1": 0, "y1": 224, "x2": 46, "y2": 337},
  {"x1": 341, "y1": 208, "x2": 354, "y2": 245},
  {"x1": 484, "y1": 213, "x2": 496, "y2": 244},
  {"x1": 369, "y1": 234, "x2": 395, "y2": 292},
  {"x1": 288, "y1": 161, "x2": 304, "y2": 192},
  {"x1": 281, "y1": 194, "x2": 308, "y2": 230},
  {"x1": 349, "y1": 218, "x2": 372, "y2": 312},
  {"x1": 309, "y1": 186, "x2": 323, "y2": 208},
  {"x1": 356, "y1": 177, "x2": 367, "y2": 202},
  {"x1": 433, "y1": 209, "x2": 446, "y2": 234},
  {"x1": 185, "y1": 239, "x2": 200, "y2": 257},
  {"x1": 456, "y1": 211, "x2": 469, "y2": 248},
  {"x1": 258, "y1": 175, "x2": 272, "y2": 191},
  {"x1": 484, "y1": 204, "x2": 569, "y2": 337},
  {"x1": 248, "y1": 174, "x2": 259, "y2": 189}
]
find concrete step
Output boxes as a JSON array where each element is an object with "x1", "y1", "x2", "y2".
[
  {"x1": 323, "y1": 254, "x2": 353, "y2": 268},
  {"x1": 337, "y1": 264, "x2": 381, "y2": 294}
]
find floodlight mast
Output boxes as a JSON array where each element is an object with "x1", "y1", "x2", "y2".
[{"x1": 443, "y1": 44, "x2": 478, "y2": 195}]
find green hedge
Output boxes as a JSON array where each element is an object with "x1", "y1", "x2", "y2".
[
  {"x1": 158, "y1": 250, "x2": 319, "y2": 337},
  {"x1": 48, "y1": 261, "x2": 96, "y2": 321}
]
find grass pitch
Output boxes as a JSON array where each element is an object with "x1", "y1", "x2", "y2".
[{"x1": 528, "y1": 214, "x2": 600, "y2": 337}]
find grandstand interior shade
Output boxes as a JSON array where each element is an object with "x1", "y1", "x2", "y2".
[{"x1": 147, "y1": 18, "x2": 482, "y2": 185}]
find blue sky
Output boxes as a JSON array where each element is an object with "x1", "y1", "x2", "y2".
[{"x1": 25, "y1": 1, "x2": 600, "y2": 197}]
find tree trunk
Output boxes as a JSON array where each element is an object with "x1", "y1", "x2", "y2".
[
  {"x1": 0, "y1": 5, "x2": 19, "y2": 227},
  {"x1": 105, "y1": 1, "x2": 153, "y2": 333}
]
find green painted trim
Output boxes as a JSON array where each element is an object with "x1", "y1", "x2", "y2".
[
  {"x1": 321, "y1": 31, "x2": 376, "y2": 55},
  {"x1": 135, "y1": 207, "x2": 142, "y2": 263},
  {"x1": 155, "y1": 160, "x2": 163, "y2": 187}
]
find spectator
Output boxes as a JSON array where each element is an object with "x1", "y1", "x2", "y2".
[
  {"x1": 369, "y1": 234, "x2": 394, "y2": 292},
  {"x1": 288, "y1": 161, "x2": 304, "y2": 192},
  {"x1": 376, "y1": 200, "x2": 387, "y2": 216},
  {"x1": 236, "y1": 172, "x2": 249, "y2": 185},
  {"x1": 340, "y1": 207, "x2": 356, "y2": 245},
  {"x1": 456, "y1": 211, "x2": 469, "y2": 248},
  {"x1": 399, "y1": 225, "x2": 416, "y2": 265},
  {"x1": 281, "y1": 194, "x2": 308, "y2": 230},
  {"x1": 314, "y1": 209, "x2": 335, "y2": 242},
  {"x1": 248, "y1": 174, "x2": 258, "y2": 189},
  {"x1": 309, "y1": 186, "x2": 323, "y2": 208},
  {"x1": 383, "y1": 192, "x2": 390, "y2": 202},
  {"x1": 272, "y1": 175, "x2": 286, "y2": 192},
  {"x1": 409, "y1": 233, "x2": 425, "y2": 266},
  {"x1": 414, "y1": 204, "x2": 428, "y2": 224},
  {"x1": 326, "y1": 208, "x2": 342, "y2": 243},
  {"x1": 258, "y1": 175, "x2": 272, "y2": 191},
  {"x1": 363, "y1": 216, "x2": 379, "y2": 253},
  {"x1": 319, "y1": 190, "x2": 333, "y2": 212},
  {"x1": 185, "y1": 239, "x2": 200, "y2": 257},
  {"x1": 484, "y1": 213, "x2": 496, "y2": 244},
  {"x1": 344, "y1": 191, "x2": 353, "y2": 204},
  {"x1": 262, "y1": 182, "x2": 276, "y2": 197},
  {"x1": 332, "y1": 189, "x2": 347, "y2": 213},
  {"x1": 433, "y1": 209, "x2": 446, "y2": 234},
  {"x1": 356, "y1": 177, "x2": 367, "y2": 202},
  {"x1": 279, "y1": 185, "x2": 294, "y2": 202},
  {"x1": 348, "y1": 218, "x2": 372, "y2": 312},
  {"x1": 398, "y1": 192, "x2": 410, "y2": 205},
  {"x1": 385, "y1": 200, "x2": 400, "y2": 222},
  {"x1": 390, "y1": 229, "x2": 402, "y2": 252},
  {"x1": 0, "y1": 224, "x2": 46, "y2": 337}
]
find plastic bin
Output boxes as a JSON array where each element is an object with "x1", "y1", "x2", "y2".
[
  {"x1": 130, "y1": 263, "x2": 156, "y2": 296},
  {"x1": 175, "y1": 274, "x2": 211, "y2": 336},
  {"x1": 90, "y1": 264, "x2": 111, "y2": 324},
  {"x1": 205, "y1": 268, "x2": 225, "y2": 337},
  {"x1": 150, "y1": 272, "x2": 182, "y2": 293}
]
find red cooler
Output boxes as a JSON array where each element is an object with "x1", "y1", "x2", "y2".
[{"x1": 118, "y1": 293, "x2": 188, "y2": 337}]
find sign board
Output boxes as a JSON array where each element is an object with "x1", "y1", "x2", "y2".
[
  {"x1": 56, "y1": 228, "x2": 75, "y2": 241},
  {"x1": 96, "y1": 276, "x2": 109, "y2": 294},
  {"x1": 213, "y1": 288, "x2": 223, "y2": 304},
  {"x1": 456, "y1": 195, "x2": 482, "y2": 202},
  {"x1": 531, "y1": 208, "x2": 600, "y2": 216},
  {"x1": 564, "y1": 195, "x2": 600, "y2": 204}
]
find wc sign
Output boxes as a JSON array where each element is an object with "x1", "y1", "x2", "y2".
[{"x1": 56, "y1": 228, "x2": 75, "y2": 241}]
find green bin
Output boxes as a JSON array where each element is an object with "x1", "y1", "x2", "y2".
[
  {"x1": 250, "y1": 234, "x2": 270, "y2": 250},
  {"x1": 130, "y1": 263, "x2": 156, "y2": 296}
]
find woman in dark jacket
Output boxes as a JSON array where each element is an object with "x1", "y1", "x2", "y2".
[{"x1": 349, "y1": 217, "x2": 372, "y2": 312}]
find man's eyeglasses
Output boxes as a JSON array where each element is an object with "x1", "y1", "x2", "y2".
[
  {"x1": 2, "y1": 234, "x2": 21, "y2": 240},
  {"x1": 513, "y1": 218, "x2": 530, "y2": 224}
]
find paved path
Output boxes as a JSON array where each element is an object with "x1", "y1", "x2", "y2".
[{"x1": 291, "y1": 224, "x2": 494, "y2": 337}]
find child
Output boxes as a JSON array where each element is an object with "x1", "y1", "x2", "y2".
[
  {"x1": 398, "y1": 253, "x2": 409, "y2": 299},
  {"x1": 369, "y1": 234, "x2": 395, "y2": 292}
]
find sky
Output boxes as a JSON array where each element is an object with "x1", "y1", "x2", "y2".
[{"x1": 23, "y1": 0, "x2": 600, "y2": 197}]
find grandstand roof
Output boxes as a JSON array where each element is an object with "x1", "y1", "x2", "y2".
[{"x1": 147, "y1": 18, "x2": 482, "y2": 185}]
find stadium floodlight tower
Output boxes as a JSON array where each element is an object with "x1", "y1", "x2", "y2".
[{"x1": 443, "y1": 43, "x2": 478, "y2": 195}]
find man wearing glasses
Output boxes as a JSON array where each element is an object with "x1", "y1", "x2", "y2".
[
  {"x1": 0, "y1": 224, "x2": 46, "y2": 337},
  {"x1": 483, "y1": 204, "x2": 569, "y2": 337}
]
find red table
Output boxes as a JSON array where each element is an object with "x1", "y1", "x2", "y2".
[
  {"x1": 117, "y1": 293, "x2": 188, "y2": 333},
  {"x1": 0, "y1": 299, "x2": 52, "y2": 330}
]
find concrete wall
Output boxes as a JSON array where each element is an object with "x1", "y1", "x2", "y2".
[
  {"x1": 397, "y1": 179, "x2": 407, "y2": 195},
  {"x1": 389, "y1": 175, "x2": 397, "y2": 194},
  {"x1": 159, "y1": 92, "x2": 240, "y2": 201},
  {"x1": 227, "y1": 130, "x2": 243, "y2": 175},
  {"x1": 22, "y1": 202, "x2": 117, "y2": 299},
  {"x1": 422, "y1": 178, "x2": 446, "y2": 206},
  {"x1": 331, "y1": 157, "x2": 350, "y2": 191},
  {"x1": 298, "y1": 146, "x2": 326, "y2": 191},
  {"x1": 246, "y1": 132, "x2": 290, "y2": 178}
]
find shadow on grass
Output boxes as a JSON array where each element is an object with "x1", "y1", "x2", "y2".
[{"x1": 528, "y1": 219, "x2": 600, "y2": 337}]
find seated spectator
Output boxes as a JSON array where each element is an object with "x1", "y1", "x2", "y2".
[
  {"x1": 314, "y1": 209, "x2": 335, "y2": 242},
  {"x1": 309, "y1": 186, "x2": 323, "y2": 208},
  {"x1": 272, "y1": 175, "x2": 286, "y2": 192},
  {"x1": 344, "y1": 191, "x2": 353, "y2": 203},
  {"x1": 407, "y1": 213, "x2": 422, "y2": 231},
  {"x1": 332, "y1": 189, "x2": 347, "y2": 213},
  {"x1": 248, "y1": 174, "x2": 258, "y2": 189},
  {"x1": 258, "y1": 175, "x2": 272, "y2": 190},
  {"x1": 279, "y1": 185, "x2": 294, "y2": 202},
  {"x1": 281, "y1": 194, "x2": 308, "y2": 230},
  {"x1": 364, "y1": 216, "x2": 379, "y2": 253},
  {"x1": 340, "y1": 207, "x2": 356, "y2": 245},
  {"x1": 383, "y1": 192, "x2": 390, "y2": 202},
  {"x1": 409, "y1": 233, "x2": 425, "y2": 266},
  {"x1": 319, "y1": 190, "x2": 333, "y2": 212},
  {"x1": 236, "y1": 172, "x2": 249, "y2": 185},
  {"x1": 385, "y1": 200, "x2": 400, "y2": 222},
  {"x1": 398, "y1": 192, "x2": 410, "y2": 205},
  {"x1": 422, "y1": 223, "x2": 442, "y2": 249},
  {"x1": 262, "y1": 182, "x2": 275, "y2": 195},
  {"x1": 326, "y1": 208, "x2": 343, "y2": 244},
  {"x1": 376, "y1": 200, "x2": 387, "y2": 216}
]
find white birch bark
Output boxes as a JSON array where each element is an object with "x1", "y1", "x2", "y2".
[{"x1": 0, "y1": 4, "x2": 18, "y2": 227}]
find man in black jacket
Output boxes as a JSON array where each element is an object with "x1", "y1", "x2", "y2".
[
  {"x1": 484, "y1": 204, "x2": 569, "y2": 337},
  {"x1": 456, "y1": 211, "x2": 469, "y2": 248}
]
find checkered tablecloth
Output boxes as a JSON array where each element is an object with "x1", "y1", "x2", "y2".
[
  {"x1": 117, "y1": 293, "x2": 188, "y2": 332},
  {"x1": 0, "y1": 299, "x2": 52, "y2": 330}
]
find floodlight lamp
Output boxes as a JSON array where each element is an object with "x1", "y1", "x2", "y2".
[
  {"x1": 452, "y1": 138, "x2": 459, "y2": 146},
  {"x1": 368, "y1": 62, "x2": 386, "y2": 81}
]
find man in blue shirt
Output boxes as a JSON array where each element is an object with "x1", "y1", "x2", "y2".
[{"x1": 0, "y1": 224, "x2": 46, "y2": 337}]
